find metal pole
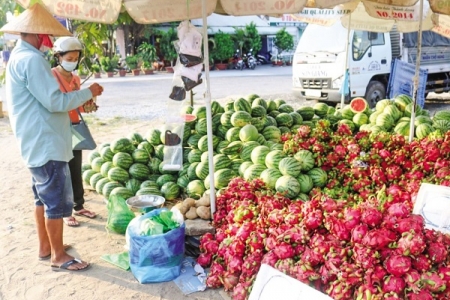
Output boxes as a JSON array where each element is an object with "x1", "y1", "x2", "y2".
[
  {"x1": 202, "y1": 0, "x2": 216, "y2": 215},
  {"x1": 341, "y1": 13, "x2": 351, "y2": 108},
  {"x1": 409, "y1": 0, "x2": 424, "y2": 142}
]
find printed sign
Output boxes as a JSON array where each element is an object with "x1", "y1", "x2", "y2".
[
  {"x1": 388, "y1": 59, "x2": 427, "y2": 108},
  {"x1": 413, "y1": 183, "x2": 450, "y2": 234},
  {"x1": 363, "y1": 1, "x2": 428, "y2": 21},
  {"x1": 432, "y1": 14, "x2": 450, "y2": 38},
  {"x1": 249, "y1": 264, "x2": 333, "y2": 300},
  {"x1": 290, "y1": 2, "x2": 356, "y2": 26},
  {"x1": 220, "y1": 0, "x2": 306, "y2": 15}
]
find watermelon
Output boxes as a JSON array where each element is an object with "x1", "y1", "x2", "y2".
[
  {"x1": 91, "y1": 157, "x2": 104, "y2": 173},
  {"x1": 404, "y1": 103, "x2": 423, "y2": 118},
  {"x1": 110, "y1": 138, "x2": 134, "y2": 154},
  {"x1": 140, "y1": 180, "x2": 158, "y2": 189},
  {"x1": 200, "y1": 151, "x2": 210, "y2": 163},
  {"x1": 260, "y1": 168, "x2": 283, "y2": 189},
  {"x1": 231, "y1": 111, "x2": 252, "y2": 127},
  {"x1": 213, "y1": 154, "x2": 232, "y2": 170},
  {"x1": 128, "y1": 132, "x2": 144, "y2": 146},
  {"x1": 195, "y1": 161, "x2": 210, "y2": 180},
  {"x1": 184, "y1": 113, "x2": 197, "y2": 128},
  {"x1": 369, "y1": 110, "x2": 381, "y2": 124},
  {"x1": 252, "y1": 98, "x2": 268, "y2": 110},
  {"x1": 279, "y1": 126, "x2": 290, "y2": 135},
  {"x1": 338, "y1": 119, "x2": 356, "y2": 132},
  {"x1": 433, "y1": 120, "x2": 450, "y2": 132},
  {"x1": 214, "y1": 169, "x2": 235, "y2": 189},
  {"x1": 257, "y1": 134, "x2": 266, "y2": 145},
  {"x1": 415, "y1": 123, "x2": 433, "y2": 139},
  {"x1": 251, "y1": 146, "x2": 270, "y2": 165},
  {"x1": 375, "y1": 99, "x2": 393, "y2": 112},
  {"x1": 274, "y1": 99, "x2": 286, "y2": 108},
  {"x1": 188, "y1": 149, "x2": 202, "y2": 164},
  {"x1": 278, "y1": 157, "x2": 302, "y2": 177},
  {"x1": 81, "y1": 163, "x2": 92, "y2": 173},
  {"x1": 240, "y1": 141, "x2": 260, "y2": 161},
  {"x1": 264, "y1": 116, "x2": 277, "y2": 127},
  {"x1": 220, "y1": 111, "x2": 234, "y2": 127},
  {"x1": 383, "y1": 104, "x2": 402, "y2": 121},
  {"x1": 112, "y1": 152, "x2": 133, "y2": 169},
  {"x1": 297, "y1": 193, "x2": 309, "y2": 202},
  {"x1": 376, "y1": 113, "x2": 395, "y2": 131},
  {"x1": 262, "y1": 126, "x2": 281, "y2": 142},
  {"x1": 193, "y1": 106, "x2": 207, "y2": 119},
  {"x1": 161, "y1": 182, "x2": 180, "y2": 200},
  {"x1": 266, "y1": 100, "x2": 277, "y2": 113},
  {"x1": 195, "y1": 118, "x2": 209, "y2": 136},
  {"x1": 296, "y1": 107, "x2": 315, "y2": 121},
  {"x1": 251, "y1": 105, "x2": 267, "y2": 118},
  {"x1": 110, "y1": 187, "x2": 134, "y2": 199},
  {"x1": 394, "y1": 95, "x2": 412, "y2": 112},
  {"x1": 251, "y1": 117, "x2": 265, "y2": 132},
  {"x1": 340, "y1": 106, "x2": 356, "y2": 120},
  {"x1": 234, "y1": 98, "x2": 252, "y2": 113},
  {"x1": 132, "y1": 149, "x2": 150, "y2": 164},
  {"x1": 129, "y1": 163, "x2": 150, "y2": 180},
  {"x1": 156, "y1": 174, "x2": 176, "y2": 188},
  {"x1": 313, "y1": 103, "x2": 329, "y2": 118},
  {"x1": 136, "y1": 187, "x2": 162, "y2": 196},
  {"x1": 216, "y1": 140, "x2": 230, "y2": 154},
  {"x1": 275, "y1": 113, "x2": 293, "y2": 127},
  {"x1": 177, "y1": 175, "x2": 190, "y2": 190},
  {"x1": 89, "y1": 173, "x2": 104, "y2": 189},
  {"x1": 243, "y1": 164, "x2": 266, "y2": 181},
  {"x1": 307, "y1": 167, "x2": 328, "y2": 187},
  {"x1": 231, "y1": 159, "x2": 244, "y2": 174},
  {"x1": 433, "y1": 111, "x2": 450, "y2": 122},
  {"x1": 108, "y1": 167, "x2": 129, "y2": 183},
  {"x1": 221, "y1": 141, "x2": 243, "y2": 156},
  {"x1": 198, "y1": 135, "x2": 220, "y2": 152},
  {"x1": 187, "y1": 180, "x2": 205, "y2": 199},
  {"x1": 148, "y1": 157, "x2": 162, "y2": 174},
  {"x1": 239, "y1": 124, "x2": 259, "y2": 142},
  {"x1": 246, "y1": 94, "x2": 260, "y2": 102},
  {"x1": 297, "y1": 174, "x2": 314, "y2": 194},
  {"x1": 102, "y1": 182, "x2": 123, "y2": 199},
  {"x1": 187, "y1": 162, "x2": 200, "y2": 180},
  {"x1": 293, "y1": 150, "x2": 315, "y2": 172},
  {"x1": 269, "y1": 110, "x2": 280, "y2": 118},
  {"x1": 154, "y1": 144, "x2": 165, "y2": 160},
  {"x1": 393, "y1": 122, "x2": 410, "y2": 137},
  {"x1": 275, "y1": 175, "x2": 300, "y2": 199},
  {"x1": 265, "y1": 150, "x2": 286, "y2": 169},
  {"x1": 289, "y1": 112, "x2": 303, "y2": 125},
  {"x1": 216, "y1": 125, "x2": 229, "y2": 140},
  {"x1": 88, "y1": 150, "x2": 101, "y2": 164},
  {"x1": 100, "y1": 146, "x2": 115, "y2": 162},
  {"x1": 82, "y1": 169, "x2": 97, "y2": 185},
  {"x1": 414, "y1": 115, "x2": 432, "y2": 126},
  {"x1": 126, "y1": 178, "x2": 142, "y2": 195},
  {"x1": 238, "y1": 161, "x2": 254, "y2": 177},
  {"x1": 97, "y1": 143, "x2": 110, "y2": 150},
  {"x1": 100, "y1": 161, "x2": 114, "y2": 178},
  {"x1": 211, "y1": 100, "x2": 224, "y2": 115},
  {"x1": 352, "y1": 113, "x2": 369, "y2": 127},
  {"x1": 278, "y1": 104, "x2": 294, "y2": 113},
  {"x1": 137, "y1": 141, "x2": 154, "y2": 156},
  {"x1": 226, "y1": 127, "x2": 241, "y2": 142},
  {"x1": 224, "y1": 100, "x2": 235, "y2": 112},
  {"x1": 349, "y1": 97, "x2": 368, "y2": 114}
]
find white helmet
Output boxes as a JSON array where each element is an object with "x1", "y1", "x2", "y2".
[{"x1": 53, "y1": 37, "x2": 83, "y2": 54}]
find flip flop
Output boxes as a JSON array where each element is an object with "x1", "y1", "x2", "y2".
[
  {"x1": 39, "y1": 244, "x2": 72, "y2": 261},
  {"x1": 51, "y1": 259, "x2": 91, "y2": 272},
  {"x1": 73, "y1": 209, "x2": 96, "y2": 219},
  {"x1": 63, "y1": 216, "x2": 80, "y2": 227}
]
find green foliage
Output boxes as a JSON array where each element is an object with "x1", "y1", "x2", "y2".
[
  {"x1": 212, "y1": 31, "x2": 234, "y2": 63},
  {"x1": 244, "y1": 22, "x2": 262, "y2": 55},
  {"x1": 137, "y1": 42, "x2": 157, "y2": 63},
  {"x1": 141, "y1": 61, "x2": 152, "y2": 70},
  {"x1": 125, "y1": 55, "x2": 140, "y2": 70},
  {"x1": 91, "y1": 63, "x2": 100, "y2": 73},
  {"x1": 274, "y1": 28, "x2": 294, "y2": 55},
  {"x1": 100, "y1": 56, "x2": 119, "y2": 72},
  {"x1": 159, "y1": 27, "x2": 178, "y2": 66},
  {"x1": 0, "y1": 1, "x2": 21, "y2": 31}
]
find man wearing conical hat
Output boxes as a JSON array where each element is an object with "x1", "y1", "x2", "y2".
[{"x1": 1, "y1": 3, "x2": 104, "y2": 272}]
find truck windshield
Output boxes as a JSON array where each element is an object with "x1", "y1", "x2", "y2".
[
  {"x1": 352, "y1": 31, "x2": 385, "y2": 61},
  {"x1": 296, "y1": 22, "x2": 348, "y2": 54}
]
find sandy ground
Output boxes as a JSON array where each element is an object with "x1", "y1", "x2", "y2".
[{"x1": 0, "y1": 113, "x2": 233, "y2": 300}]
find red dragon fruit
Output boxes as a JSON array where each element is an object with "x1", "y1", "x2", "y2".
[
  {"x1": 383, "y1": 275, "x2": 406, "y2": 294},
  {"x1": 202, "y1": 240, "x2": 219, "y2": 254},
  {"x1": 206, "y1": 273, "x2": 223, "y2": 288},
  {"x1": 406, "y1": 289, "x2": 434, "y2": 300},
  {"x1": 301, "y1": 246, "x2": 324, "y2": 266},
  {"x1": 353, "y1": 244, "x2": 380, "y2": 269},
  {"x1": 303, "y1": 209, "x2": 323, "y2": 230},
  {"x1": 209, "y1": 261, "x2": 225, "y2": 276},
  {"x1": 231, "y1": 282, "x2": 249, "y2": 300},
  {"x1": 427, "y1": 242, "x2": 448, "y2": 264},
  {"x1": 229, "y1": 239, "x2": 246, "y2": 257},
  {"x1": 411, "y1": 255, "x2": 432, "y2": 272},
  {"x1": 396, "y1": 231, "x2": 426, "y2": 257},
  {"x1": 438, "y1": 266, "x2": 450, "y2": 283},
  {"x1": 360, "y1": 206, "x2": 383, "y2": 228},
  {"x1": 365, "y1": 264, "x2": 388, "y2": 286},
  {"x1": 422, "y1": 272, "x2": 447, "y2": 293},
  {"x1": 235, "y1": 221, "x2": 256, "y2": 242},
  {"x1": 261, "y1": 251, "x2": 278, "y2": 267},
  {"x1": 227, "y1": 255, "x2": 244, "y2": 274},
  {"x1": 273, "y1": 242, "x2": 295, "y2": 260},
  {"x1": 221, "y1": 271, "x2": 239, "y2": 291},
  {"x1": 394, "y1": 215, "x2": 424, "y2": 234},
  {"x1": 343, "y1": 207, "x2": 362, "y2": 230},
  {"x1": 241, "y1": 250, "x2": 263, "y2": 278},
  {"x1": 383, "y1": 292, "x2": 401, "y2": 299},
  {"x1": 385, "y1": 255, "x2": 412, "y2": 277},
  {"x1": 291, "y1": 260, "x2": 320, "y2": 283},
  {"x1": 351, "y1": 224, "x2": 369, "y2": 244},
  {"x1": 318, "y1": 264, "x2": 337, "y2": 285},
  {"x1": 362, "y1": 228, "x2": 396, "y2": 250},
  {"x1": 404, "y1": 269, "x2": 422, "y2": 293},
  {"x1": 386, "y1": 202, "x2": 411, "y2": 219},
  {"x1": 354, "y1": 282, "x2": 378, "y2": 300},
  {"x1": 197, "y1": 252, "x2": 212, "y2": 267},
  {"x1": 274, "y1": 258, "x2": 295, "y2": 276},
  {"x1": 326, "y1": 280, "x2": 353, "y2": 300}
]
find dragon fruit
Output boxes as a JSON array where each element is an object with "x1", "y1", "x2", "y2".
[
  {"x1": 352, "y1": 244, "x2": 380, "y2": 269},
  {"x1": 406, "y1": 289, "x2": 434, "y2": 300},
  {"x1": 385, "y1": 255, "x2": 412, "y2": 277},
  {"x1": 427, "y1": 242, "x2": 448, "y2": 264},
  {"x1": 438, "y1": 266, "x2": 450, "y2": 282},
  {"x1": 351, "y1": 224, "x2": 369, "y2": 244},
  {"x1": 209, "y1": 261, "x2": 225, "y2": 276},
  {"x1": 383, "y1": 275, "x2": 406, "y2": 294},
  {"x1": 227, "y1": 255, "x2": 244, "y2": 274},
  {"x1": 241, "y1": 250, "x2": 263, "y2": 278},
  {"x1": 394, "y1": 215, "x2": 424, "y2": 234},
  {"x1": 411, "y1": 255, "x2": 432, "y2": 272},
  {"x1": 326, "y1": 280, "x2": 353, "y2": 300},
  {"x1": 303, "y1": 209, "x2": 323, "y2": 230},
  {"x1": 291, "y1": 260, "x2": 320, "y2": 283},
  {"x1": 354, "y1": 282, "x2": 378, "y2": 300},
  {"x1": 274, "y1": 258, "x2": 295, "y2": 276},
  {"x1": 362, "y1": 228, "x2": 396, "y2": 250},
  {"x1": 422, "y1": 272, "x2": 447, "y2": 293},
  {"x1": 206, "y1": 273, "x2": 223, "y2": 288},
  {"x1": 231, "y1": 282, "x2": 249, "y2": 300},
  {"x1": 396, "y1": 231, "x2": 426, "y2": 257},
  {"x1": 343, "y1": 207, "x2": 362, "y2": 230},
  {"x1": 404, "y1": 270, "x2": 422, "y2": 293},
  {"x1": 235, "y1": 221, "x2": 256, "y2": 242},
  {"x1": 383, "y1": 292, "x2": 401, "y2": 299},
  {"x1": 336, "y1": 262, "x2": 364, "y2": 287},
  {"x1": 386, "y1": 202, "x2": 411, "y2": 219},
  {"x1": 273, "y1": 242, "x2": 295, "y2": 260},
  {"x1": 229, "y1": 239, "x2": 246, "y2": 257},
  {"x1": 361, "y1": 206, "x2": 383, "y2": 228},
  {"x1": 301, "y1": 246, "x2": 324, "y2": 266},
  {"x1": 197, "y1": 252, "x2": 212, "y2": 267},
  {"x1": 261, "y1": 251, "x2": 278, "y2": 267},
  {"x1": 202, "y1": 240, "x2": 219, "y2": 254},
  {"x1": 222, "y1": 271, "x2": 239, "y2": 291}
]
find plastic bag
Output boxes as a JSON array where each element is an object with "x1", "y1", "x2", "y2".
[
  {"x1": 140, "y1": 219, "x2": 164, "y2": 236},
  {"x1": 106, "y1": 195, "x2": 136, "y2": 234},
  {"x1": 126, "y1": 208, "x2": 186, "y2": 283}
]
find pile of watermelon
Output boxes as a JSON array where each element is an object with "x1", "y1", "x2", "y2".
[{"x1": 81, "y1": 94, "x2": 450, "y2": 206}]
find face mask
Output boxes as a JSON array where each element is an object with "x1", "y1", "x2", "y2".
[
  {"x1": 61, "y1": 60, "x2": 78, "y2": 72},
  {"x1": 35, "y1": 34, "x2": 53, "y2": 52}
]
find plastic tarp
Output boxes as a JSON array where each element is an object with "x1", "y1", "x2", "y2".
[{"x1": 404, "y1": 30, "x2": 450, "y2": 47}]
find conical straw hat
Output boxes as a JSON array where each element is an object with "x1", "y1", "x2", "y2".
[{"x1": 0, "y1": 3, "x2": 72, "y2": 36}]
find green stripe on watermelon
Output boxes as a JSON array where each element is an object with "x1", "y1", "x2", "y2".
[
  {"x1": 251, "y1": 145, "x2": 270, "y2": 165},
  {"x1": 275, "y1": 175, "x2": 300, "y2": 199},
  {"x1": 112, "y1": 152, "x2": 133, "y2": 169},
  {"x1": 110, "y1": 187, "x2": 135, "y2": 200},
  {"x1": 243, "y1": 164, "x2": 266, "y2": 181},
  {"x1": 100, "y1": 146, "x2": 115, "y2": 162},
  {"x1": 132, "y1": 149, "x2": 150, "y2": 164},
  {"x1": 88, "y1": 151, "x2": 101, "y2": 164},
  {"x1": 108, "y1": 167, "x2": 130, "y2": 183},
  {"x1": 234, "y1": 98, "x2": 252, "y2": 113},
  {"x1": 214, "y1": 169, "x2": 235, "y2": 189},
  {"x1": 297, "y1": 174, "x2": 314, "y2": 194},
  {"x1": 102, "y1": 182, "x2": 123, "y2": 199},
  {"x1": 125, "y1": 178, "x2": 142, "y2": 195},
  {"x1": 89, "y1": 173, "x2": 104, "y2": 189},
  {"x1": 91, "y1": 157, "x2": 104, "y2": 173},
  {"x1": 82, "y1": 169, "x2": 97, "y2": 185},
  {"x1": 231, "y1": 111, "x2": 252, "y2": 127},
  {"x1": 307, "y1": 167, "x2": 328, "y2": 188},
  {"x1": 136, "y1": 187, "x2": 162, "y2": 196},
  {"x1": 128, "y1": 132, "x2": 143, "y2": 146},
  {"x1": 239, "y1": 161, "x2": 254, "y2": 177},
  {"x1": 140, "y1": 180, "x2": 158, "y2": 189},
  {"x1": 129, "y1": 163, "x2": 150, "y2": 180},
  {"x1": 293, "y1": 150, "x2": 315, "y2": 172},
  {"x1": 161, "y1": 182, "x2": 180, "y2": 200},
  {"x1": 100, "y1": 161, "x2": 114, "y2": 178},
  {"x1": 278, "y1": 157, "x2": 302, "y2": 177},
  {"x1": 260, "y1": 168, "x2": 282, "y2": 189},
  {"x1": 186, "y1": 180, "x2": 205, "y2": 199},
  {"x1": 240, "y1": 141, "x2": 260, "y2": 161},
  {"x1": 110, "y1": 138, "x2": 134, "y2": 154},
  {"x1": 95, "y1": 177, "x2": 111, "y2": 195},
  {"x1": 213, "y1": 154, "x2": 232, "y2": 170}
]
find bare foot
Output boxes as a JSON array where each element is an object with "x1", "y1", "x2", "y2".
[{"x1": 38, "y1": 244, "x2": 72, "y2": 260}]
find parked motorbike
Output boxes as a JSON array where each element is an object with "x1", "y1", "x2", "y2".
[
  {"x1": 256, "y1": 53, "x2": 269, "y2": 65},
  {"x1": 231, "y1": 49, "x2": 241, "y2": 69},
  {"x1": 239, "y1": 49, "x2": 256, "y2": 70}
]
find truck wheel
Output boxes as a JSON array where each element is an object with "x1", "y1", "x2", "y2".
[{"x1": 365, "y1": 81, "x2": 386, "y2": 108}]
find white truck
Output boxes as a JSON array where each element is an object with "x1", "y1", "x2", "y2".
[{"x1": 292, "y1": 21, "x2": 450, "y2": 107}]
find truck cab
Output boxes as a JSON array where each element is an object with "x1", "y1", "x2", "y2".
[{"x1": 292, "y1": 22, "x2": 395, "y2": 107}]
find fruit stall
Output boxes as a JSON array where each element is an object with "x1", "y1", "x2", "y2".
[{"x1": 83, "y1": 94, "x2": 450, "y2": 299}]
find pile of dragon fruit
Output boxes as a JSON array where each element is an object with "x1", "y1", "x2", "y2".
[{"x1": 197, "y1": 121, "x2": 450, "y2": 299}]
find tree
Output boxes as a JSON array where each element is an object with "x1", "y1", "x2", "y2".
[
  {"x1": 212, "y1": 31, "x2": 234, "y2": 63},
  {"x1": 243, "y1": 22, "x2": 262, "y2": 56},
  {"x1": 0, "y1": 0, "x2": 20, "y2": 30},
  {"x1": 159, "y1": 27, "x2": 178, "y2": 66},
  {"x1": 274, "y1": 27, "x2": 294, "y2": 56},
  {"x1": 232, "y1": 27, "x2": 247, "y2": 56}
]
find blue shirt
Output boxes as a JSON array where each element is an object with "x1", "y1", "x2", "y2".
[{"x1": 6, "y1": 40, "x2": 93, "y2": 167}]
